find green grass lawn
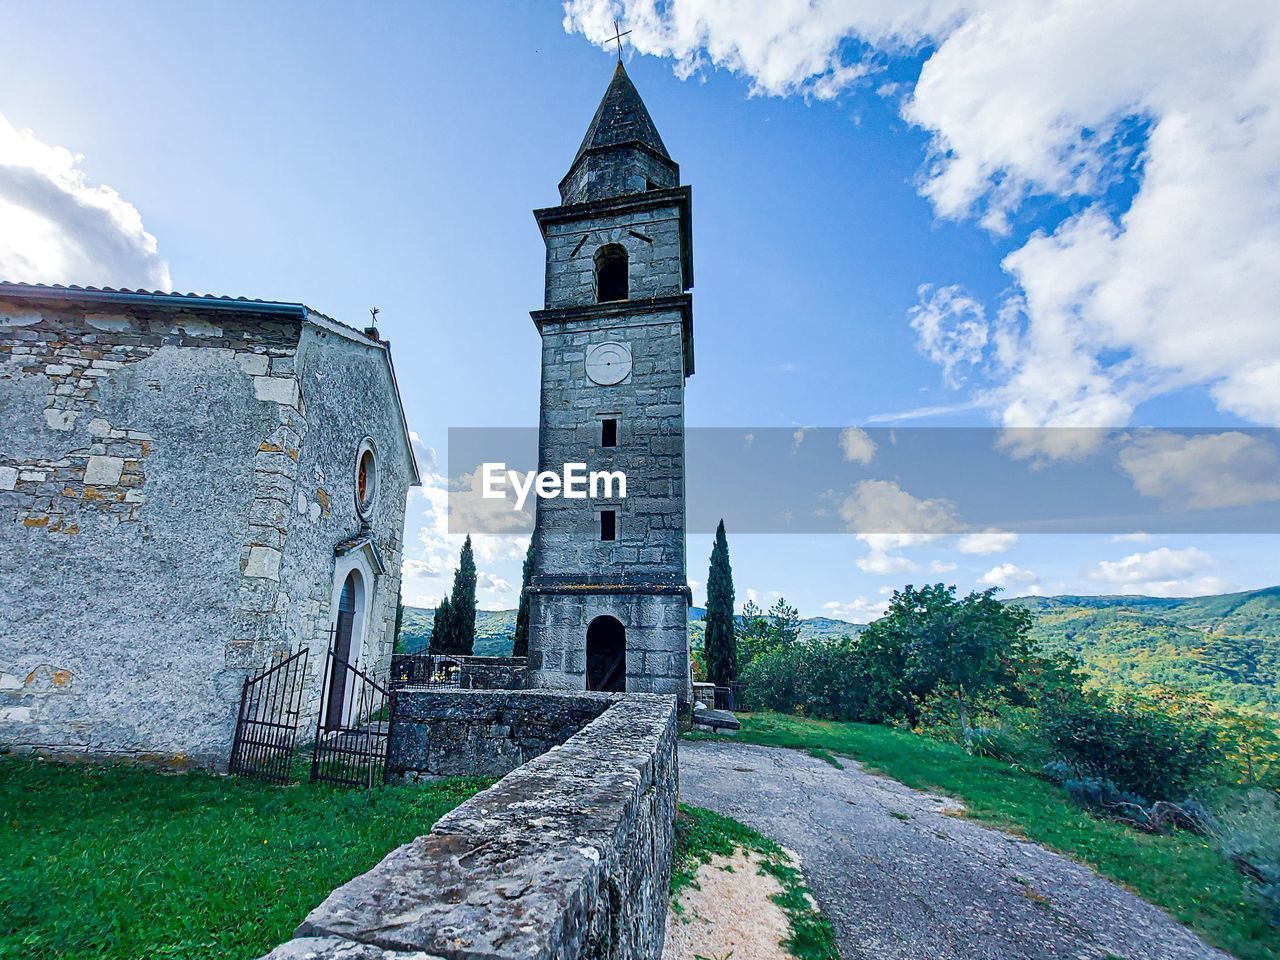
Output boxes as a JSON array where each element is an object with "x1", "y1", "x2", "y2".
[
  {"x1": 0, "y1": 757, "x2": 490, "y2": 960},
  {"x1": 689, "y1": 712, "x2": 1278, "y2": 960}
]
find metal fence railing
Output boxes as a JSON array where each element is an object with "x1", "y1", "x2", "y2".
[
  {"x1": 388, "y1": 653, "x2": 463, "y2": 689},
  {"x1": 712, "y1": 683, "x2": 741, "y2": 711}
]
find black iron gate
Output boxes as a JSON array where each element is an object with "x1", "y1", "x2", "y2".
[
  {"x1": 310, "y1": 651, "x2": 394, "y2": 788},
  {"x1": 228, "y1": 649, "x2": 309, "y2": 783}
]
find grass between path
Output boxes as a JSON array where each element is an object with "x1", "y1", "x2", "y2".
[
  {"x1": 687, "y1": 712, "x2": 1278, "y2": 960},
  {"x1": 0, "y1": 757, "x2": 491, "y2": 960},
  {"x1": 673, "y1": 803, "x2": 840, "y2": 960}
]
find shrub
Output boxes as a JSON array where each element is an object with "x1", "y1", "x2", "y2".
[
  {"x1": 737, "y1": 635, "x2": 914, "y2": 724},
  {"x1": 1039, "y1": 696, "x2": 1219, "y2": 801},
  {"x1": 1054, "y1": 775, "x2": 1215, "y2": 835},
  {"x1": 1061, "y1": 775, "x2": 1150, "y2": 812},
  {"x1": 966, "y1": 725, "x2": 1028, "y2": 764},
  {"x1": 1214, "y1": 790, "x2": 1280, "y2": 925}
]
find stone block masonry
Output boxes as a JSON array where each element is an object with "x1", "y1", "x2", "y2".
[
  {"x1": 263, "y1": 692, "x2": 679, "y2": 960},
  {"x1": 387, "y1": 688, "x2": 609, "y2": 778},
  {"x1": 455, "y1": 655, "x2": 528, "y2": 691},
  {"x1": 0, "y1": 290, "x2": 416, "y2": 767}
]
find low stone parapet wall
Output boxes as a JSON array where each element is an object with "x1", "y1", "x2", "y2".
[
  {"x1": 456, "y1": 655, "x2": 527, "y2": 690},
  {"x1": 263, "y1": 691, "x2": 679, "y2": 960},
  {"x1": 388, "y1": 688, "x2": 614, "y2": 778}
]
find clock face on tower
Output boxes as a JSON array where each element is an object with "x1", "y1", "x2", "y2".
[{"x1": 585, "y1": 341, "x2": 632, "y2": 385}]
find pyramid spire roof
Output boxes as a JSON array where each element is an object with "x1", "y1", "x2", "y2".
[{"x1": 571, "y1": 60, "x2": 671, "y2": 167}]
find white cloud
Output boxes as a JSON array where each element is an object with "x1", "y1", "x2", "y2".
[
  {"x1": 978, "y1": 562, "x2": 1040, "y2": 591},
  {"x1": 566, "y1": 1, "x2": 1280, "y2": 432},
  {"x1": 823, "y1": 597, "x2": 889, "y2": 623},
  {"x1": 841, "y1": 479, "x2": 961, "y2": 574},
  {"x1": 477, "y1": 571, "x2": 516, "y2": 607},
  {"x1": 930, "y1": 559, "x2": 958, "y2": 573},
  {"x1": 839, "y1": 426, "x2": 877, "y2": 464},
  {"x1": 856, "y1": 551, "x2": 918, "y2": 575},
  {"x1": 400, "y1": 440, "x2": 529, "y2": 606},
  {"x1": 744, "y1": 587, "x2": 783, "y2": 611},
  {"x1": 841, "y1": 479, "x2": 962, "y2": 546},
  {"x1": 0, "y1": 112, "x2": 170, "y2": 289},
  {"x1": 1118, "y1": 431, "x2": 1280, "y2": 509},
  {"x1": 955, "y1": 529, "x2": 1018, "y2": 555},
  {"x1": 1110, "y1": 531, "x2": 1151, "y2": 543},
  {"x1": 909, "y1": 284, "x2": 988, "y2": 387},
  {"x1": 1087, "y1": 545, "x2": 1230, "y2": 597}
]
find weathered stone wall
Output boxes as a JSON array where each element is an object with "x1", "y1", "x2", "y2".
[
  {"x1": 387, "y1": 688, "x2": 608, "y2": 778},
  {"x1": 528, "y1": 592, "x2": 688, "y2": 699},
  {"x1": 561, "y1": 145, "x2": 678, "y2": 205},
  {"x1": 0, "y1": 296, "x2": 300, "y2": 764},
  {"x1": 0, "y1": 294, "x2": 414, "y2": 765},
  {"x1": 455, "y1": 656, "x2": 527, "y2": 690},
  {"x1": 541, "y1": 202, "x2": 686, "y2": 309},
  {"x1": 279, "y1": 323, "x2": 414, "y2": 724},
  {"x1": 265, "y1": 692, "x2": 679, "y2": 960}
]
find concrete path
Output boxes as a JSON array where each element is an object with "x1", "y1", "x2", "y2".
[{"x1": 678, "y1": 739, "x2": 1230, "y2": 960}]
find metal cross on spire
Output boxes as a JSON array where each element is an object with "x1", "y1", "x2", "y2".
[{"x1": 607, "y1": 19, "x2": 631, "y2": 61}]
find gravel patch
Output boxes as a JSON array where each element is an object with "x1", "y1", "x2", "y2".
[{"x1": 664, "y1": 848, "x2": 793, "y2": 960}]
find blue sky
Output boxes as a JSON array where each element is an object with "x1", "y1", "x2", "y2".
[{"x1": 3, "y1": 1, "x2": 1278, "y2": 617}]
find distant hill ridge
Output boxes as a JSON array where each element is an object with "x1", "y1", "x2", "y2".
[
  {"x1": 397, "y1": 586, "x2": 1279, "y2": 715},
  {"x1": 1008, "y1": 586, "x2": 1280, "y2": 716}
]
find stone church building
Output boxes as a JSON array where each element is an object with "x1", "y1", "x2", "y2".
[
  {"x1": 526, "y1": 62, "x2": 694, "y2": 705},
  {"x1": 0, "y1": 284, "x2": 418, "y2": 766}
]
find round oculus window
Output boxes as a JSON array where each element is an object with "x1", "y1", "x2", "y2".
[{"x1": 355, "y1": 442, "x2": 377, "y2": 517}]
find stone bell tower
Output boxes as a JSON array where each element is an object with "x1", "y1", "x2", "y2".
[{"x1": 526, "y1": 62, "x2": 693, "y2": 705}]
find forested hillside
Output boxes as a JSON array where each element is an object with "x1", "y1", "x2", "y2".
[
  {"x1": 398, "y1": 608, "x2": 516, "y2": 657},
  {"x1": 1010, "y1": 587, "x2": 1280, "y2": 716}
]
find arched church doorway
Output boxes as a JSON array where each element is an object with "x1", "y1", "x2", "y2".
[
  {"x1": 325, "y1": 570, "x2": 361, "y2": 730},
  {"x1": 586, "y1": 616, "x2": 626, "y2": 692}
]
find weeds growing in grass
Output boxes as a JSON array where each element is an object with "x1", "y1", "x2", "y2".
[{"x1": 672, "y1": 804, "x2": 840, "y2": 960}]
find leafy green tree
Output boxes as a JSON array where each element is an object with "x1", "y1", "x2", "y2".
[
  {"x1": 703, "y1": 520, "x2": 737, "y2": 686},
  {"x1": 736, "y1": 596, "x2": 802, "y2": 670},
  {"x1": 736, "y1": 599, "x2": 769, "y2": 671},
  {"x1": 392, "y1": 586, "x2": 405, "y2": 654},
  {"x1": 512, "y1": 538, "x2": 535, "y2": 658},
  {"x1": 877, "y1": 583, "x2": 1035, "y2": 737},
  {"x1": 449, "y1": 535, "x2": 478, "y2": 655},
  {"x1": 767, "y1": 597, "x2": 802, "y2": 646},
  {"x1": 429, "y1": 595, "x2": 456, "y2": 654}
]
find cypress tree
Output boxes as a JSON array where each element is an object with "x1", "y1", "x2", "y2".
[
  {"x1": 393, "y1": 586, "x2": 405, "y2": 653},
  {"x1": 430, "y1": 595, "x2": 455, "y2": 654},
  {"x1": 450, "y1": 535, "x2": 478, "y2": 656},
  {"x1": 512, "y1": 538, "x2": 535, "y2": 658},
  {"x1": 704, "y1": 519, "x2": 737, "y2": 687}
]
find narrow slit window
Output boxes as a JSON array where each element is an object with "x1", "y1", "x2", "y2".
[
  {"x1": 601, "y1": 418, "x2": 618, "y2": 448},
  {"x1": 600, "y1": 510, "x2": 617, "y2": 542}
]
